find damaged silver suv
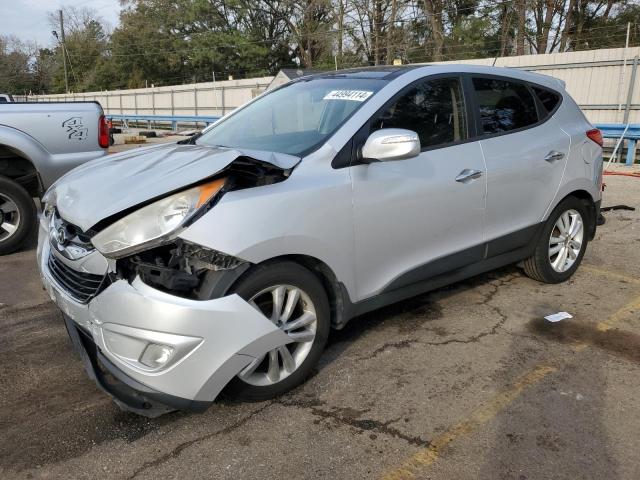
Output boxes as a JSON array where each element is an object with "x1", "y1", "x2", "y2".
[{"x1": 38, "y1": 65, "x2": 603, "y2": 416}]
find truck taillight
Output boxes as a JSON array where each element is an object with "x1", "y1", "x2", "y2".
[
  {"x1": 98, "y1": 115, "x2": 109, "y2": 148},
  {"x1": 586, "y1": 128, "x2": 603, "y2": 147}
]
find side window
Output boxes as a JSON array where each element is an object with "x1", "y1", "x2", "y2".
[
  {"x1": 472, "y1": 78, "x2": 538, "y2": 134},
  {"x1": 370, "y1": 77, "x2": 467, "y2": 149},
  {"x1": 0, "y1": 98, "x2": 7, "y2": 104},
  {"x1": 532, "y1": 86, "x2": 561, "y2": 116}
]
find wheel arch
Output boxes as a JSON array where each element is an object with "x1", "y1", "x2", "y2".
[
  {"x1": 554, "y1": 189, "x2": 597, "y2": 240},
  {"x1": 228, "y1": 254, "x2": 351, "y2": 330},
  {"x1": 0, "y1": 144, "x2": 42, "y2": 197}
]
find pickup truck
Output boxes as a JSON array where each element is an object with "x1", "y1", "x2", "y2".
[{"x1": 0, "y1": 101, "x2": 108, "y2": 254}]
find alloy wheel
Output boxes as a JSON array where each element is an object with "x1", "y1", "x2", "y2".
[
  {"x1": 0, "y1": 193, "x2": 20, "y2": 243},
  {"x1": 548, "y1": 209, "x2": 584, "y2": 273},
  {"x1": 238, "y1": 284, "x2": 318, "y2": 386}
]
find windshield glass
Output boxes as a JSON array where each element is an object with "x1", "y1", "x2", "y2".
[{"x1": 197, "y1": 78, "x2": 386, "y2": 156}]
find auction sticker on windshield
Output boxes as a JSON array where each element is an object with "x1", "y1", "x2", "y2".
[{"x1": 323, "y1": 90, "x2": 374, "y2": 102}]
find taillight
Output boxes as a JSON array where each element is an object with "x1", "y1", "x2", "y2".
[
  {"x1": 98, "y1": 115, "x2": 109, "y2": 148},
  {"x1": 586, "y1": 128, "x2": 603, "y2": 147}
]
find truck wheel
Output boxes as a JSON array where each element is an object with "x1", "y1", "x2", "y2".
[{"x1": 0, "y1": 176, "x2": 37, "y2": 255}]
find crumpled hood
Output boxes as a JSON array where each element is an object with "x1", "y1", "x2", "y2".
[{"x1": 48, "y1": 143, "x2": 300, "y2": 231}]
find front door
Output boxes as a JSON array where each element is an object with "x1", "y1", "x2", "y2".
[{"x1": 350, "y1": 76, "x2": 487, "y2": 301}]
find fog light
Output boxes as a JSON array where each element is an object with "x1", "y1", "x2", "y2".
[{"x1": 139, "y1": 343, "x2": 175, "y2": 369}]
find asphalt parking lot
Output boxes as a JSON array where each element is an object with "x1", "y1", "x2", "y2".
[{"x1": 1, "y1": 169, "x2": 639, "y2": 479}]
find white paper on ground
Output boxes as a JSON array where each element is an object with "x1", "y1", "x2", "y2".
[{"x1": 544, "y1": 311, "x2": 573, "y2": 322}]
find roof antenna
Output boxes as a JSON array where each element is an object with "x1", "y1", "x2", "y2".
[{"x1": 492, "y1": 56, "x2": 498, "y2": 67}]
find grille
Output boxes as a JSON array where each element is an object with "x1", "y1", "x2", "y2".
[{"x1": 47, "y1": 253, "x2": 105, "y2": 303}]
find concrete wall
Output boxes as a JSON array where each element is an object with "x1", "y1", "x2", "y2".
[
  {"x1": 23, "y1": 47, "x2": 640, "y2": 124},
  {"x1": 25, "y1": 76, "x2": 273, "y2": 117}
]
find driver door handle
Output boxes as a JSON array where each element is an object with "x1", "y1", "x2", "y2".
[
  {"x1": 544, "y1": 151, "x2": 565, "y2": 162},
  {"x1": 455, "y1": 169, "x2": 483, "y2": 183}
]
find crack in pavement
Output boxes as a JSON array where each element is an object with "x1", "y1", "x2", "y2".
[
  {"x1": 362, "y1": 306, "x2": 508, "y2": 359},
  {"x1": 129, "y1": 395, "x2": 429, "y2": 479},
  {"x1": 127, "y1": 402, "x2": 273, "y2": 479},
  {"x1": 278, "y1": 399, "x2": 429, "y2": 447},
  {"x1": 360, "y1": 275, "x2": 516, "y2": 360},
  {"x1": 367, "y1": 339, "x2": 421, "y2": 358}
]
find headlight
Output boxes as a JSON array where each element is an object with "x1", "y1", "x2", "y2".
[
  {"x1": 40, "y1": 202, "x2": 55, "y2": 229},
  {"x1": 92, "y1": 178, "x2": 226, "y2": 258}
]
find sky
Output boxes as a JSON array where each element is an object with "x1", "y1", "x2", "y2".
[{"x1": 0, "y1": 0, "x2": 122, "y2": 47}]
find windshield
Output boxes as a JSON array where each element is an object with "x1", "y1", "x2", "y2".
[{"x1": 197, "y1": 78, "x2": 386, "y2": 156}]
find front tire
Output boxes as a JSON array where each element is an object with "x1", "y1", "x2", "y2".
[
  {"x1": 0, "y1": 176, "x2": 36, "y2": 255},
  {"x1": 523, "y1": 196, "x2": 590, "y2": 283},
  {"x1": 225, "y1": 261, "x2": 330, "y2": 400}
]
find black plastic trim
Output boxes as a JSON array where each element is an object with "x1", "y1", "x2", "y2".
[
  {"x1": 63, "y1": 315, "x2": 210, "y2": 415},
  {"x1": 338, "y1": 222, "x2": 545, "y2": 322},
  {"x1": 590, "y1": 199, "x2": 601, "y2": 240}
]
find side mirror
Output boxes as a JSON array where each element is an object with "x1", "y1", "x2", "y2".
[{"x1": 361, "y1": 128, "x2": 421, "y2": 162}]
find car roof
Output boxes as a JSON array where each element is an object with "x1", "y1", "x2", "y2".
[
  {"x1": 297, "y1": 65, "x2": 423, "y2": 81},
  {"x1": 297, "y1": 64, "x2": 564, "y2": 90},
  {"x1": 413, "y1": 64, "x2": 565, "y2": 90}
]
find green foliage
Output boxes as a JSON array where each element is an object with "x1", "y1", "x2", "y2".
[
  {"x1": 1, "y1": 0, "x2": 638, "y2": 95},
  {"x1": 0, "y1": 37, "x2": 36, "y2": 94}
]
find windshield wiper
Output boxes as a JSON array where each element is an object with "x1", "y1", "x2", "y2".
[{"x1": 177, "y1": 132, "x2": 202, "y2": 145}]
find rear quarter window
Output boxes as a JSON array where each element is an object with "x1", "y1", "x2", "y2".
[{"x1": 532, "y1": 86, "x2": 562, "y2": 117}]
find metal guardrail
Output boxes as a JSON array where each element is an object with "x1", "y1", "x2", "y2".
[
  {"x1": 105, "y1": 114, "x2": 221, "y2": 131},
  {"x1": 595, "y1": 124, "x2": 640, "y2": 166},
  {"x1": 104, "y1": 114, "x2": 637, "y2": 166}
]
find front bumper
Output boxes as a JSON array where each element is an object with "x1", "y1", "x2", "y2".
[
  {"x1": 37, "y1": 222, "x2": 290, "y2": 416},
  {"x1": 63, "y1": 314, "x2": 201, "y2": 416}
]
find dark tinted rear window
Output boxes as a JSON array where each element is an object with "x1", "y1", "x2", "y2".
[
  {"x1": 533, "y1": 86, "x2": 561, "y2": 115},
  {"x1": 472, "y1": 78, "x2": 538, "y2": 134},
  {"x1": 0, "y1": 98, "x2": 7, "y2": 103}
]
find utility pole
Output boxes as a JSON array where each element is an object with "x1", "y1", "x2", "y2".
[
  {"x1": 616, "y1": 22, "x2": 631, "y2": 122},
  {"x1": 59, "y1": 10, "x2": 69, "y2": 93}
]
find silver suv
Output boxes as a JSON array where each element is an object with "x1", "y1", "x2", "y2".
[{"x1": 38, "y1": 65, "x2": 602, "y2": 416}]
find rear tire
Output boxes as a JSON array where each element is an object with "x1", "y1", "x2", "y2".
[
  {"x1": 225, "y1": 261, "x2": 330, "y2": 401},
  {"x1": 522, "y1": 196, "x2": 590, "y2": 284},
  {"x1": 0, "y1": 176, "x2": 36, "y2": 255}
]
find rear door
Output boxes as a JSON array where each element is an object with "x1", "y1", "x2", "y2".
[
  {"x1": 471, "y1": 76, "x2": 570, "y2": 246},
  {"x1": 350, "y1": 75, "x2": 487, "y2": 300}
]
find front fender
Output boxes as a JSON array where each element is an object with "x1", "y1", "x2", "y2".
[{"x1": 179, "y1": 162, "x2": 358, "y2": 300}]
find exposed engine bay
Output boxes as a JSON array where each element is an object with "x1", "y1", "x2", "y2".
[{"x1": 118, "y1": 240, "x2": 249, "y2": 299}]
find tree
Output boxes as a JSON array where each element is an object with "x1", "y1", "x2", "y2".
[
  {"x1": 1, "y1": 0, "x2": 632, "y2": 95},
  {"x1": 46, "y1": 7, "x2": 111, "y2": 92},
  {"x1": 0, "y1": 37, "x2": 38, "y2": 94}
]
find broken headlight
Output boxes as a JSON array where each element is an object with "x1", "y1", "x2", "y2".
[{"x1": 92, "y1": 178, "x2": 226, "y2": 259}]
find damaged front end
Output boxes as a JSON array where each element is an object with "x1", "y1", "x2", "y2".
[
  {"x1": 118, "y1": 240, "x2": 250, "y2": 301},
  {"x1": 109, "y1": 152, "x2": 297, "y2": 300},
  {"x1": 38, "y1": 148, "x2": 300, "y2": 416}
]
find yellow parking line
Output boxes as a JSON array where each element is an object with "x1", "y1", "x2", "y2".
[
  {"x1": 382, "y1": 292, "x2": 640, "y2": 480},
  {"x1": 381, "y1": 364, "x2": 557, "y2": 480},
  {"x1": 597, "y1": 294, "x2": 640, "y2": 332},
  {"x1": 580, "y1": 265, "x2": 640, "y2": 285}
]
